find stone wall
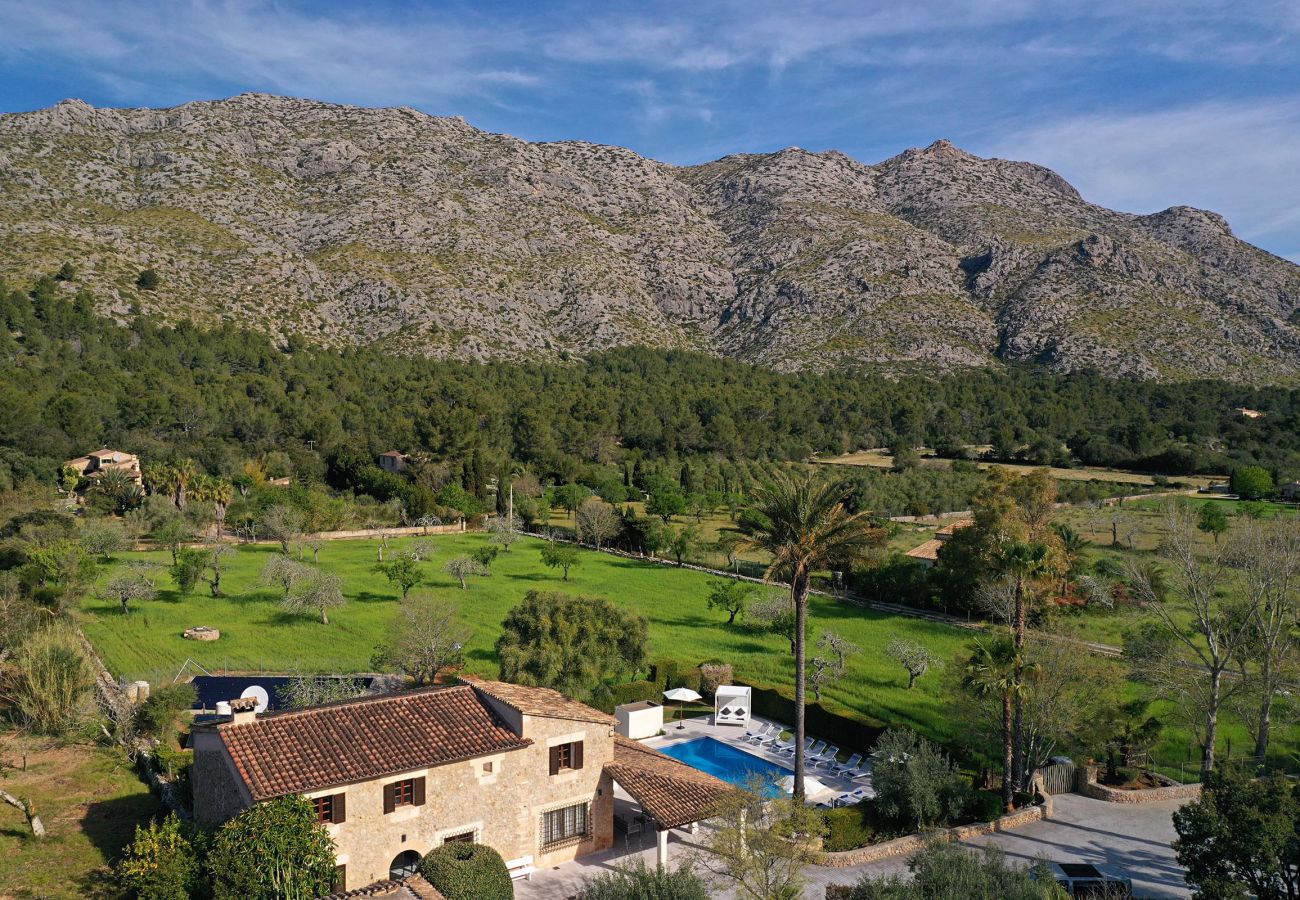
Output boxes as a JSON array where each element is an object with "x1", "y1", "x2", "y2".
[
  {"x1": 190, "y1": 729, "x2": 255, "y2": 828},
  {"x1": 819, "y1": 789, "x2": 1053, "y2": 868},
  {"x1": 1078, "y1": 768, "x2": 1201, "y2": 804}
]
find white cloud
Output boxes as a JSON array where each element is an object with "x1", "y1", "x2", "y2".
[
  {"x1": 988, "y1": 98, "x2": 1300, "y2": 262},
  {"x1": 0, "y1": 0, "x2": 537, "y2": 105}
]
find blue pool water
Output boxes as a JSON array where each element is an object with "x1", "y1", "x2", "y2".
[{"x1": 658, "y1": 737, "x2": 789, "y2": 795}]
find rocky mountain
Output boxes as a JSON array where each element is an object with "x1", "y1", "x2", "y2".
[{"x1": 2, "y1": 93, "x2": 1298, "y2": 381}]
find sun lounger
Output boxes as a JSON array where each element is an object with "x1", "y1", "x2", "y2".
[
  {"x1": 745, "y1": 723, "x2": 775, "y2": 744},
  {"x1": 832, "y1": 753, "x2": 864, "y2": 774},
  {"x1": 812, "y1": 744, "x2": 840, "y2": 767}
]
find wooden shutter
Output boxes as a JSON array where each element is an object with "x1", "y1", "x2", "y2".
[
  {"x1": 332, "y1": 792, "x2": 346, "y2": 824},
  {"x1": 412, "y1": 777, "x2": 426, "y2": 807},
  {"x1": 572, "y1": 741, "x2": 584, "y2": 771},
  {"x1": 383, "y1": 782, "x2": 395, "y2": 814},
  {"x1": 549, "y1": 745, "x2": 561, "y2": 775}
]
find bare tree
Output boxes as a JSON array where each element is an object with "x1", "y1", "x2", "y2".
[
  {"x1": 808, "y1": 630, "x2": 860, "y2": 701},
  {"x1": 488, "y1": 513, "x2": 522, "y2": 553},
  {"x1": 1126, "y1": 504, "x2": 1257, "y2": 778},
  {"x1": 276, "y1": 674, "x2": 366, "y2": 709},
  {"x1": 283, "y1": 571, "x2": 346, "y2": 624},
  {"x1": 303, "y1": 538, "x2": 325, "y2": 564},
  {"x1": 374, "y1": 593, "x2": 470, "y2": 684},
  {"x1": 884, "y1": 636, "x2": 936, "y2": 689},
  {"x1": 202, "y1": 542, "x2": 234, "y2": 597},
  {"x1": 259, "y1": 505, "x2": 303, "y2": 554},
  {"x1": 442, "y1": 555, "x2": 489, "y2": 590},
  {"x1": 260, "y1": 555, "x2": 313, "y2": 600},
  {"x1": 408, "y1": 539, "x2": 435, "y2": 561},
  {"x1": 1225, "y1": 517, "x2": 1300, "y2": 763},
  {"x1": 576, "y1": 498, "x2": 620, "y2": 550}
]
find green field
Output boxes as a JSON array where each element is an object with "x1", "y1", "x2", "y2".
[{"x1": 82, "y1": 534, "x2": 974, "y2": 744}]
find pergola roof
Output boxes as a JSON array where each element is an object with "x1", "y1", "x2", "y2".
[{"x1": 605, "y1": 735, "x2": 734, "y2": 829}]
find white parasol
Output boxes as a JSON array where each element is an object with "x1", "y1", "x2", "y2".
[{"x1": 663, "y1": 687, "x2": 703, "y2": 730}]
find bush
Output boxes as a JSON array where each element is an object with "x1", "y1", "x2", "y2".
[
  {"x1": 5, "y1": 624, "x2": 95, "y2": 734},
  {"x1": 607, "y1": 679, "x2": 662, "y2": 708},
  {"x1": 418, "y1": 841, "x2": 512, "y2": 900},
  {"x1": 574, "y1": 860, "x2": 710, "y2": 899},
  {"x1": 699, "y1": 663, "x2": 733, "y2": 697},
  {"x1": 872, "y1": 729, "x2": 970, "y2": 831},
  {"x1": 138, "y1": 683, "x2": 197, "y2": 743},
  {"x1": 207, "y1": 796, "x2": 335, "y2": 900},
  {"x1": 838, "y1": 842, "x2": 1067, "y2": 899},
  {"x1": 822, "y1": 802, "x2": 887, "y2": 852},
  {"x1": 115, "y1": 813, "x2": 201, "y2": 900}
]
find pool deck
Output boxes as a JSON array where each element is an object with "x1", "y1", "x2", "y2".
[{"x1": 642, "y1": 714, "x2": 875, "y2": 805}]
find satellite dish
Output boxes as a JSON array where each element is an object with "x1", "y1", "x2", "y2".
[{"x1": 241, "y1": 685, "x2": 270, "y2": 713}]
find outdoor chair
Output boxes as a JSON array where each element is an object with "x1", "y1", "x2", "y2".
[
  {"x1": 812, "y1": 744, "x2": 840, "y2": 767},
  {"x1": 744, "y1": 723, "x2": 774, "y2": 744},
  {"x1": 832, "y1": 753, "x2": 864, "y2": 774}
]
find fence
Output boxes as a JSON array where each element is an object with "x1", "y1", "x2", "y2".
[{"x1": 1034, "y1": 761, "x2": 1077, "y2": 795}]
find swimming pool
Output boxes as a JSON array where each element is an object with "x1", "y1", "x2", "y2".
[{"x1": 658, "y1": 737, "x2": 789, "y2": 795}]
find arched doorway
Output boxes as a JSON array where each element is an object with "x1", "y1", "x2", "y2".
[{"x1": 389, "y1": 850, "x2": 421, "y2": 879}]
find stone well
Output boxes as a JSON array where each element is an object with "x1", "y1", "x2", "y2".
[{"x1": 182, "y1": 626, "x2": 220, "y2": 641}]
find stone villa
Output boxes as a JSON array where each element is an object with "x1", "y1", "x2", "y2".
[
  {"x1": 63, "y1": 448, "x2": 142, "y2": 484},
  {"x1": 191, "y1": 678, "x2": 730, "y2": 893}
]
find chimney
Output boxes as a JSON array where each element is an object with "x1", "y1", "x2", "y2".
[{"x1": 228, "y1": 696, "x2": 258, "y2": 725}]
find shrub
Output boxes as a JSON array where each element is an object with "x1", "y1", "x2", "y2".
[
  {"x1": 138, "y1": 683, "x2": 197, "y2": 743},
  {"x1": 872, "y1": 729, "x2": 969, "y2": 831},
  {"x1": 574, "y1": 860, "x2": 710, "y2": 899},
  {"x1": 607, "y1": 679, "x2": 662, "y2": 708},
  {"x1": 115, "y1": 813, "x2": 201, "y2": 900},
  {"x1": 207, "y1": 796, "x2": 335, "y2": 900},
  {"x1": 838, "y1": 842, "x2": 1067, "y2": 899},
  {"x1": 822, "y1": 802, "x2": 885, "y2": 852},
  {"x1": 699, "y1": 663, "x2": 733, "y2": 697},
  {"x1": 418, "y1": 841, "x2": 512, "y2": 900},
  {"x1": 5, "y1": 624, "x2": 95, "y2": 734}
]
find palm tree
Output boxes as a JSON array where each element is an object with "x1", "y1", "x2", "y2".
[
  {"x1": 992, "y1": 539, "x2": 1049, "y2": 791},
  {"x1": 189, "y1": 474, "x2": 234, "y2": 538},
  {"x1": 963, "y1": 636, "x2": 1038, "y2": 811},
  {"x1": 741, "y1": 469, "x2": 885, "y2": 801},
  {"x1": 170, "y1": 458, "x2": 198, "y2": 509}
]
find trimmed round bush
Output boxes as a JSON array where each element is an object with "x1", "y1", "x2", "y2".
[{"x1": 418, "y1": 842, "x2": 512, "y2": 900}]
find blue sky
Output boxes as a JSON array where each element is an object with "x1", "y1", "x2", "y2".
[{"x1": 1, "y1": 0, "x2": 1298, "y2": 261}]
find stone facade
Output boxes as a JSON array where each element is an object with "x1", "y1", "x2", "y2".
[{"x1": 192, "y1": 687, "x2": 615, "y2": 892}]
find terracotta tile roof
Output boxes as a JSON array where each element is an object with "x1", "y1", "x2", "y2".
[
  {"x1": 934, "y1": 519, "x2": 973, "y2": 539},
  {"x1": 317, "y1": 874, "x2": 444, "y2": 900},
  {"x1": 464, "y1": 677, "x2": 617, "y2": 726},
  {"x1": 605, "y1": 735, "x2": 734, "y2": 829},
  {"x1": 905, "y1": 539, "x2": 944, "y2": 561},
  {"x1": 216, "y1": 685, "x2": 530, "y2": 800}
]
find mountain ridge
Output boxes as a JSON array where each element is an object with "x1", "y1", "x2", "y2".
[{"x1": 2, "y1": 93, "x2": 1298, "y2": 382}]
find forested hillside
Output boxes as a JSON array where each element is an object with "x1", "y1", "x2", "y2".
[{"x1": 3, "y1": 270, "x2": 1299, "y2": 502}]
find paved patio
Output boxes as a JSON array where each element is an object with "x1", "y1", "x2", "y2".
[{"x1": 518, "y1": 715, "x2": 1193, "y2": 898}]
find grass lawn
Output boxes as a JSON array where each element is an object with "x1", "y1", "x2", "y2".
[
  {"x1": 82, "y1": 534, "x2": 975, "y2": 747},
  {"x1": 0, "y1": 733, "x2": 159, "y2": 900}
]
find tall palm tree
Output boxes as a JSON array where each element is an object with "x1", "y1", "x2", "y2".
[
  {"x1": 741, "y1": 469, "x2": 886, "y2": 801},
  {"x1": 963, "y1": 636, "x2": 1038, "y2": 811},
  {"x1": 993, "y1": 539, "x2": 1050, "y2": 791}
]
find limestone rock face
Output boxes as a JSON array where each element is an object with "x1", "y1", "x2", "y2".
[{"x1": 2, "y1": 94, "x2": 1298, "y2": 382}]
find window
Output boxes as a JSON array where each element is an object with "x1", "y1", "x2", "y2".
[
  {"x1": 548, "y1": 741, "x2": 584, "y2": 775},
  {"x1": 389, "y1": 850, "x2": 421, "y2": 879},
  {"x1": 442, "y1": 830, "x2": 476, "y2": 844},
  {"x1": 331, "y1": 865, "x2": 346, "y2": 893},
  {"x1": 483, "y1": 761, "x2": 493, "y2": 773},
  {"x1": 383, "y1": 777, "x2": 425, "y2": 814},
  {"x1": 312, "y1": 793, "x2": 345, "y2": 824},
  {"x1": 540, "y1": 803, "x2": 589, "y2": 850}
]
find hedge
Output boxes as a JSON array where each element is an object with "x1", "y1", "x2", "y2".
[
  {"x1": 418, "y1": 842, "x2": 512, "y2": 900},
  {"x1": 744, "y1": 682, "x2": 886, "y2": 753}
]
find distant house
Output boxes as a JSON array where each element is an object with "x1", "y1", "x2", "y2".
[
  {"x1": 1280, "y1": 481, "x2": 1300, "y2": 502},
  {"x1": 1236, "y1": 407, "x2": 1265, "y2": 419},
  {"x1": 904, "y1": 518, "x2": 972, "y2": 569},
  {"x1": 378, "y1": 451, "x2": 408, "y2": 474},
  {"x1": 64, "y1": 449, "x2": 142, "y2": 485},
  {"x1": 267, "y1": 476, "x2": 292, "y2": 487},
  {"x1": 191, "y1": 678, "x2": 729, "y2": 893}
]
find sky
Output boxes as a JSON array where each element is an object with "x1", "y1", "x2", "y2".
[{"x1": 1, "y1": 0, "x2": 1298, "y2": 262}]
